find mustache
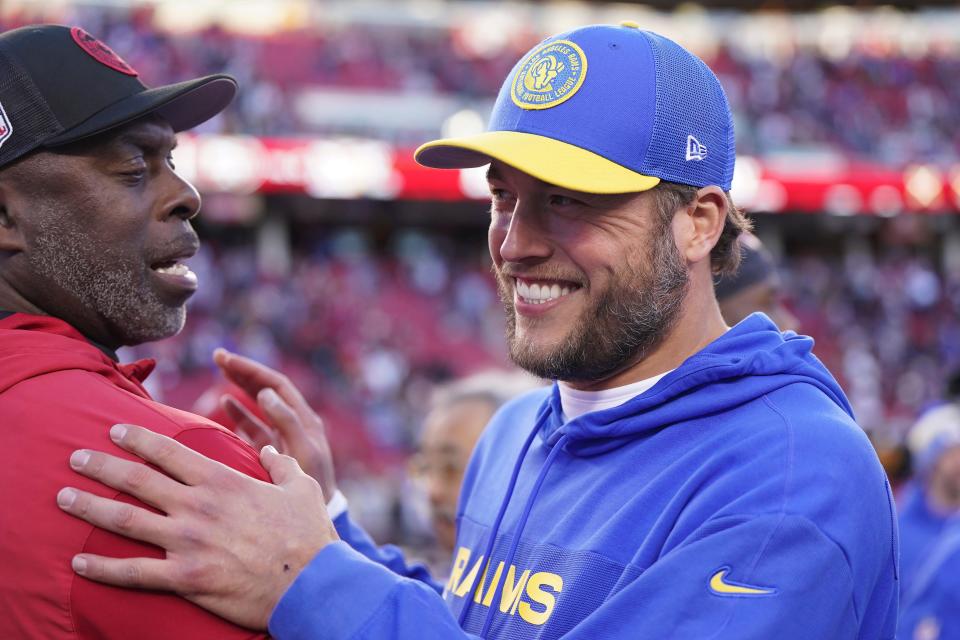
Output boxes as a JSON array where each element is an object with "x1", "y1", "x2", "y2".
[
  {"x1": 144, "y1": 233, "x2": 200, "y2": 265},
  {"x1": 493, "y1": 263, "x2": 586, "y2": 288}
]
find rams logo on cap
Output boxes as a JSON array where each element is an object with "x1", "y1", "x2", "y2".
[{"x1": 511, "y1": 40, "x2": 587, "y2": 110}]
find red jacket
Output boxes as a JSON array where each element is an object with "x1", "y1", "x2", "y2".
[{"x1": 0, "y1": 313, "x2": 269, "y2": 639}]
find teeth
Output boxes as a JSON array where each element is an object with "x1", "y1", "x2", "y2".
[
  {"x1": 517, "y1": 280, "x2": 531, "y2": 298},
  {"x1": 155, "y1": 263, "x2": 189, "y2": 276},
  {"x1": 514, "y1": 278, "x2": 576, "y2": 304},
  {"x1": 154, "y1": 262, "x2": 199, "y2": 286}
]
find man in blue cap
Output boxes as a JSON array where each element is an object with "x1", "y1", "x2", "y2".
[{"x1": 55, "y1": 24, "x2": 897, "y2": 639}]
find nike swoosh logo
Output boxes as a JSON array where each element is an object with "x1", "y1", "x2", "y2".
[{"x1": 709, "y1": 568, "x2": 777, "y2": 596}]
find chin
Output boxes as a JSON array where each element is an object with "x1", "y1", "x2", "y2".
[{"x1": 116, "y1": 305, "x2": 187, "y2": 346}]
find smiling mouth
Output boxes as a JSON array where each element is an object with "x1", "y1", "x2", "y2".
[
  {"x1": 514, "y1": 277, "x2": 581, "y2": 305},
  {"x1": 149, "y1": 253, "x2": 199, "y2": 291}
]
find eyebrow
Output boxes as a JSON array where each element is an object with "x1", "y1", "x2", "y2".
[
  {"x1": 116, "y1": 128, "x2": 177, "y2": 154},
  {"x1": 485, "y1": 163, "x2": 619, "y2": 203}
]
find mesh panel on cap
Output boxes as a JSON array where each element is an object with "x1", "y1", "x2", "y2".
[
  {"x1": 0, "y1": 49, "x2": 62, "y2": 168},
  {"x1": 643, "y1": 32, "x2": 735, "y2": 190}
]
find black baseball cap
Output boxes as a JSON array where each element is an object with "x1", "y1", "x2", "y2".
[{"x1": 0, "y1": 24, "x2": 237, "y2": 168}]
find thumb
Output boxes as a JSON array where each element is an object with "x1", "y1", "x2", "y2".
[{"x1": 259, "y1": 445, "x2": 302, "y2": 485}]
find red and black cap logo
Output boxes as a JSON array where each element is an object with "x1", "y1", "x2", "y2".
[{"x1": 70, "y1": 27, "x2": 138, "y2": 77}]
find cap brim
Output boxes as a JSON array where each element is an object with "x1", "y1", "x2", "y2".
[
  {"x1": 415, "y1": 131, "x2": 660, "y2": 194},
  {"x1": 44, "y1": 74, "x2": 237, "y2": 146}
]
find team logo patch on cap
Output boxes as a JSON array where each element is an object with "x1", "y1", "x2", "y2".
[
  {"x1": 0, "y1": 101, "x2": 12, "y2": 150},
  {"x1": 511, "y1": 40, "x2": 587, "y2": 110},
  {"x1": 70, "y1": 27, "x2": 138, "y2": 76}
]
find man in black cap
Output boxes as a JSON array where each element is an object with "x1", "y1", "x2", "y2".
[
  {"x1": 0, "y1": 25, "x2": 268, "y2": 639},
  {"x1": 714, "y1": 232, "x2": 798, "y2": 331}
]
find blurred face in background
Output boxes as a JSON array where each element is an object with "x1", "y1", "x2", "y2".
[
  {"x1": 412, "y1": 396, "x2": 496, "y2": 552},
  {"x1": 929, "y1": 445, "x2": 960, "y2": 512},
  {"x1": 718, "y1": 276, "x2": 799, "y2": 332}
]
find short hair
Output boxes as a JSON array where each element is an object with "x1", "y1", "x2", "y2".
[
  {"x1": 429, "y1": 370, "x2": 545, "y2": 414},
  {"x1": 651, "y1": 181, "x2": 752, "y2": 277}
]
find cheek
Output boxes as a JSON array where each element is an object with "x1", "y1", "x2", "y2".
[{"x1": 488, "y1": 220, "x2": 506, "y2": 264}]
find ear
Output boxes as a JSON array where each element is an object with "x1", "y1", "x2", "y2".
[
  {"x1": 0, "y1": 179, "x2": 26, "y2": 253},
  {"x1": 673, "y1": 186, "x2": 728, "y2": 265}
]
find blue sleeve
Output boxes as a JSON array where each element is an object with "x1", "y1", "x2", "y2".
[
  {"x1": 269, "y1": 542, "x2": 479, "y2": 640},
  {"x1": 332, "y1": 511, "x2": 442, "y2": 591},
  {"x1": 270, "y1": 513, "x2": 895, "y2": 639}
]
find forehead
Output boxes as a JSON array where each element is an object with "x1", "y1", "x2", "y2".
[
  {"x1": 55, "y1": 116, "x2": 177, "y2": 158},
  {"x1": 486, "y1": 160, "x2": 650, "y2": 206},
  {"x1": 421, "y1": 397, "x2": 496, "y2": 449}
]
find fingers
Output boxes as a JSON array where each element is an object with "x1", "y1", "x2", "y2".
[
  {"x1": 66, "y1": 448, "x2": 186, "y2": 511},
  {"x1": 221, "y1": 395, "x2": 275, "y2": 449},
  {"x1": 214, "y1": 349, "x2": 307, "y2": 409},
  {"x1": 260, "y1": 445, "x2": 309, "y2": 488},
  {"x1": 57, "y1": 487, "x2": 175, "y2": 548},
  {"x1": 108, "y1": 424, "x2": 227, "y2": 486},
  {"x1": 256, "y1": 388, "x2": 305, "y2": 443},
  {"x1": 71, "y1": 554, "x2": 178, "y2": 591}
]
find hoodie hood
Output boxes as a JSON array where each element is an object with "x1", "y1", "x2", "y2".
[
  {"x1": 541, "y1": 313, "x2": 853, "y2": 456},
  {"x1": 0, "y1": 313, "x2": 154, "y2": 397}
]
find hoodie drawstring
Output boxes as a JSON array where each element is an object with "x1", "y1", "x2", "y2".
[
  {"x1": 456, "y1": 404, "x2": 550, "y2": 629},
  {"x1": 478, "y1": 432, "x2": 571, "y2": 638}
]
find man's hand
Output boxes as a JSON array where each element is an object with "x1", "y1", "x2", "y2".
[
  {"x1": 56, "y1": 424, "x2": 338, "y2": 631},
  {"x1": 214, "y1": 348, "x2": 338, "y2": 499}
]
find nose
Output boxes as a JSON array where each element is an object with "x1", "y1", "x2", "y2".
[
  {"x1": 162, "y1": 169, "x2": 202, "y2": 222},
  {"x1": 426, "y1": 475, "x2": 447, "y2": 507},
  {"x1": 494, "y1": 202, "x2": 552, "y2": 264}
]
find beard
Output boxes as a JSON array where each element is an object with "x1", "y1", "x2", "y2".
[
  {"x1": 496, "y1": 226, "x2": 689, "y2": 383},
  {"x1": 25, "y1": 210, "x2": 186, "y2": 346}
]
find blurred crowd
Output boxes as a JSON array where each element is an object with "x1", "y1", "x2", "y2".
[
  {"x1": 785, "y1": 247, "x2": 960, "y2": 440},
  {"x1": 3, "y1": 6, "x2": 960, "y2": 166}
]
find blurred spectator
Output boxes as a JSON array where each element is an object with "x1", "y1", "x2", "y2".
[
  {"x1": 715, "y1": 232, "x2": 799, "y2": 331},
  {"x1": 898, "y1": 524, "x2": 960, "y2": 640},
  {"x1": 897, "y1": 390, "x2": 960, "y2": 601},
  {"x1": 899, "y1": 372, "x2": 960, "y2": 639},
  {"x1": 408, "y1": 370, "x2": 543, "y2": 560}
]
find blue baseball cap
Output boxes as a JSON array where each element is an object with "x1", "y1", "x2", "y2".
[{"x1": 415, "y1": 23, "x2": 735, "y2": 194}]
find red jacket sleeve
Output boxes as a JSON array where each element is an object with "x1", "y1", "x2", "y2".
[{"x1": 70, "y1": 426, "x2": 271, "y2": 640}]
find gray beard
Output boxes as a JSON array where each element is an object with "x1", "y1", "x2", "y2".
[
  {"x1": 497, "y1": 231, "x2": 689, "y2": 383},
  {"x1": 26, "y1": 213, "x2": 185, "y2": 346}
]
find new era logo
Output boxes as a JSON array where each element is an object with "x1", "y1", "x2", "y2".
[
  {"x1": 686, "y1": 135, "x2": 707, "y2": 161},
  {"x1": 0, "y1": 101, "x2": 11, "y2": 150}
]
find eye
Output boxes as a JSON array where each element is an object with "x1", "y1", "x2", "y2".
[
  {"x1": 489, "y1": 187, "x2": 516, "y2": 209},
  {"x1": 166, "y1": 154, "x2": 176, "y2": 171},
  {"x1": 120, "y1": 156, "x2": 147, "y2": 183},
  {"x1": 549, "y1": 194, "x2": 579, "y2": 208},
  {"x1": 122, "y1": 167, "x2": 147, "y2": 184}
]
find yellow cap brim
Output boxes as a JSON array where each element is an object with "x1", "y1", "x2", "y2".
[{"x1": 414, "y1": 131, "x2": 660, "y2": 195}]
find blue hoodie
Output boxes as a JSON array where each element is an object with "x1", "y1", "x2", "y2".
[{"x1": 270, "y1": 314, "x2": 899, "y2": 639}]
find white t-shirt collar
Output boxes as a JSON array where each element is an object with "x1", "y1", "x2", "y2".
[{"x1": 559, "y1": 370, "x2": 672, "y2": 421}]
